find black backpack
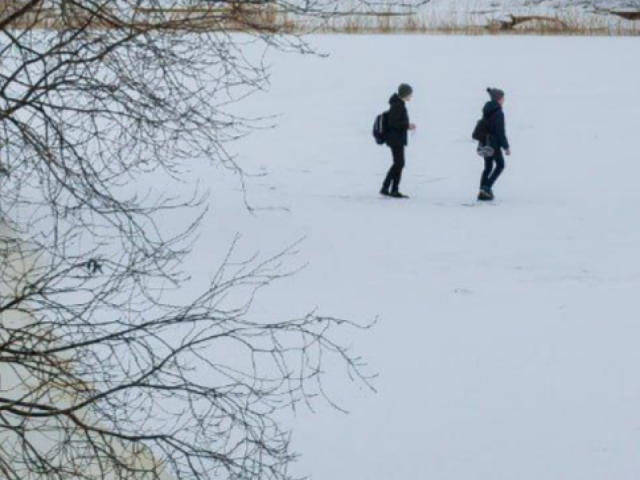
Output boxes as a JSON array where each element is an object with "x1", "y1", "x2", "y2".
[
  {"x1": 373, "y1": 111, "x2": 389, "y2": 145},
  {"x1": 472, "y1": 117, "x2": 490, "y2": 143},
  {"x1": 473, "y1": 106, "x2": 501, "y2": 143}
]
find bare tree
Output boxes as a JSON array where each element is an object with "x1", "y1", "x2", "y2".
[{"x1": 0, "y1": 1, "x2": 428, "y2": 479}]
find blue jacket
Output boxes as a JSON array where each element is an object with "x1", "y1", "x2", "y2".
[
  {"x1": 386, "y1": 94, "x2": 410, "y2": 148},
  {"x1": 483, "y1": 101, "x2": 510, "y2": 152}
]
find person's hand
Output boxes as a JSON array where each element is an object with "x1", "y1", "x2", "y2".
[
  {"x1": 505, "y1": 149, "x2": 511, "y2": 156},
  {"x1": 409, "y1": 123, "x2": 416, "y2": 131}
]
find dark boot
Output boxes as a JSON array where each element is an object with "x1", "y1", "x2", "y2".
[
  {"x1": 478, "y1": 188, "x2": 494, "y2": 201},
  {"x1": 390, "y1": 191, "x2": 409, "y2": 199}
]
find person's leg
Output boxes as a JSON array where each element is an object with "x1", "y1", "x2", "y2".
[
  {"x1": 480, "y1": 157, "x2": 494, "y2": 190},
  {"x1": 487, "y1": 153, "x2": 505, "y2": 188},
  {"x1": 382, "y1": 146, "x2": 400, "y2": 193},
  {"x1": 390, "y1": 146, "x2": 405, "y2": 194},
  {"x1": 382, "y1": 166, "x2": 394, "y2": 193}
]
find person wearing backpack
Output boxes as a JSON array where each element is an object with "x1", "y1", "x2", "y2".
[
  {"x1": 477, "y1": 88, "x2": 511, "y2": 201},
  {"x1": 380, "y1": 84, "x2": 416, "y2": 199}
]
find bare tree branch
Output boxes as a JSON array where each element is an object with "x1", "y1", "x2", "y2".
[{"x1": 0, "y1": 1, "x2": 423, "y2": 479}]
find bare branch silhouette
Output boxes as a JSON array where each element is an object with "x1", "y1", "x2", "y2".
[{"x1": 0, "y1": 1, "x2": 425, "y2": 479}]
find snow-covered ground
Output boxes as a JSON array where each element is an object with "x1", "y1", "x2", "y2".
[{"x1": 179, "y1": 35, "x2": 640, "y2": 480}]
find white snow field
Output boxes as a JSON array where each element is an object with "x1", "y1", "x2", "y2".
[{"x1": 182, "y1": 36, "x2": 640, "y2": 480}]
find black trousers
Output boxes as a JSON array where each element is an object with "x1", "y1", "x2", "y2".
[
  {"x1": 481, "y1": 152, "x2": 505, "y2": 190},
  {"x1": 383, "y1": 146, "x2": 405, "y2": 193}
]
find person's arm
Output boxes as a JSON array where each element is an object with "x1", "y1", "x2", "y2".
[
  {"x1": 406, "y1": 108, "x2": 416, "y2": 131},
  {"x1": 496, "y1": 111, "x2": 510, "y2": 151}
]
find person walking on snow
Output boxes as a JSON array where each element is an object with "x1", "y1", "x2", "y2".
[
  {"x1": 478, "y1": 88, "x2": 511, "y2": 201},
  {"x1": 381, "y1": 84, "x2": 416, "y2": 199}
]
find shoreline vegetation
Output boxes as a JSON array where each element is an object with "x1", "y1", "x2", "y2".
[
  {"x1": 309, "y1": 9, "x2": 640, "y2": 36},
  {"x1": 1, "y1": 2, "x2": 639, "y2": 36}
]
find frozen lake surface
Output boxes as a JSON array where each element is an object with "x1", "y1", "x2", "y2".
[{"x1": 184, "y1": 35, "x2": 640, "y2": 480}]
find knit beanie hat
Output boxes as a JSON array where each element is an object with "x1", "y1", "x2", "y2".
[
  {"x1": 487, "y1": 87, "x2": 505, "y2": 101},
  {"x1": 398, "y1": 84, "x2": 414, "y2": 98}
]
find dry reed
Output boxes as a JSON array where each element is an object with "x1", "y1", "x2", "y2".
[{"x1": 1, "y1": 2, "x2": 639, "y2": 36}]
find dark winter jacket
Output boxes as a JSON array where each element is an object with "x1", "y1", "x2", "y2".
[
  {"x1": 386, "y1": 94, "x2": 410, "y2": 148},
  {"x1": 483, "y1": 101, "x2": 510, "y2": 151}
]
